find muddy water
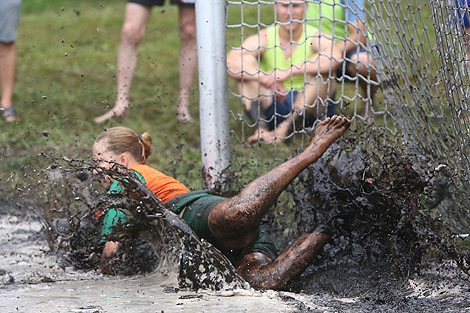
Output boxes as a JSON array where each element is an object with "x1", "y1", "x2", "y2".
[
  {"x1": 2, "y1": 209, "x2": 469, "y2": 313},
  {"x1": 2, "y1": 142, "x2": 470, "y2": 312},
  {"x1": 0, "y1": 212, "x2": 292, "y2": 312}
]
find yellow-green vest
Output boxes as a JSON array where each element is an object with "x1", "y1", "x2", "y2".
[
  {"x1": 306, "y1": 0, "x2": 349, "y2": 42},
  {"x1": 260, "y1": 24, "x2": 319, "y2": 91}
]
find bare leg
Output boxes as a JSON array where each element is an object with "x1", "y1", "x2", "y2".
[
  {"x1": 294, "y1": 73, "x2": 330, "y2": 117},
  {"x1": 95, "y1": 4, "x2": 151, "y2": 124},
  {"x1": 209, "y1": 115, "x2": 351, "y2": 249},
  {"x1": 0, "y1": 42, "x2": 19, "y2": 122},
  {"x1": 237, "y1": 231, "x2": 331, "y2": 290},
  {"x1": 176, "y1": 6, "x2": 197, "y2": 122},
  {"x1": 236, "y1": 77, "x2": 274, "y2": 141}
]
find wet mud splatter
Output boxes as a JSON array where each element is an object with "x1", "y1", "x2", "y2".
[
  {"x1": 47, "y1": 140, "x2": 469, "y2": 295},
  {"x1": 259, "y1": 140, "x2": 469, "y2": 302},
  {"x1": 2, "y1": 135, "x2": 470, "y2": 312},
  {"x1": 41, "y1": 160, "x2": 247, "y2": 291}
]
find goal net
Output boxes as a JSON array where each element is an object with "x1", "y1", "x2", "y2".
[{"x1": 225, "y1": 0, "x2": 470, "y2": 234}]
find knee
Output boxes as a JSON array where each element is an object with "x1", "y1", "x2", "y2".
[
  {"x1": 179, "y1": 21, "x2": 196, "y2": 43},
  {"x1": 121, "y1": 22, "x2": 145, "y2": 46},
  {"x1": 305, "y1": 73, "x2": 329, "y2": 86},
  {"x1": 350, "y1": 53, "x2": 377, "y2": 75}
]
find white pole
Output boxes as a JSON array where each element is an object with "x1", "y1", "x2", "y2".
[{"x1": 195, "y1": 0, "x2": 231, "y2": 192}]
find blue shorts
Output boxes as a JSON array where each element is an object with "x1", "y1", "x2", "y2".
[
  {"x1": 129, "y1": 0, "x2": 194, "y2": 6},
  {"x1": 0, "y1": 0, "x2": 21, "y2": 43},
  {"x1": 454, "y1": 0, "x2": 470, "y2": 29},
  {"x1": 265, "y1": 91, "x2": 297, "y2": 130},
  {"x1": 265, "y1": 89, "x2": 336, "y2": 126}
]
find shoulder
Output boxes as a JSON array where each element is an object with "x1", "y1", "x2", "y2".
[
  {"x1": 131, "y1": 164, "x2": 164, "y2": 178},
  {"x1": 243, "y1": 28, "x2": 268, "y2": 49},
  {"x1": 108, "y1": 179, "x2": 123, "y2": 194}
]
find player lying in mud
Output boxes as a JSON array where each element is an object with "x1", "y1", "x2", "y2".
[{"x1": 92, "y1": 115, "x2": 351, "y2": 290}]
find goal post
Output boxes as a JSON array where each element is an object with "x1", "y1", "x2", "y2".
[{"x1": 195, "y1": 0, "x2": 231, "y2": 192}]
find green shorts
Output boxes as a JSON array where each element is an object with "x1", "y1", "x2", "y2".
[{"x1": 166, "y1": 191, "x2": 278, "y2": 265}]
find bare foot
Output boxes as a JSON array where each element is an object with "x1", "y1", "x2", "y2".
[
  {"x1": 247, "y1": 128, "x2": 286, "y2": 144},
  {"x1": 306, "y1": 115, "x2": 351, "y2": 153},
  {"x1": 176, "y1": 97, "x2": 192, "y2": 122},
  {"x1": 362, "y1": 101, "x2": 374, "y2": 123},
  {"x1": 176, "y1": 110, "x2": 192, "y2": 123},
  {"x1": 94, "y1": 106, "x2": 128, "y2": 124}
]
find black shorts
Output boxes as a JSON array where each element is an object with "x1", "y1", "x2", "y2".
[{"x1": 129, "y1": 0, "x2": 194, "y2": 6}]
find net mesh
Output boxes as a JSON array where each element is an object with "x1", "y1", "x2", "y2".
[{"x1": 225, "y1": 0, "x2": 470, "y2": 233}]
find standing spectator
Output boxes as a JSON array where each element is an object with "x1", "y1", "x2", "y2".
[
  {"x1": 95, "y1": 0, "x2": 197, "y2": 124},
  {"x1": 306, "y1": 0, "x2": 378, "y2": 119},
  {"x1": 0, "y1": 0, "x2": 21, "y2": 122}
]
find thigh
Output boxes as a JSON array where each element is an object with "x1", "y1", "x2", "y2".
[
  {"x1": 177, "y1": 5, "x2": 196, "y2": 38},
  {"x1": 208, "y1": 199, "x2": 258, "y2": 250},
  {"x1": 0, "y1": 0, "x2": 21, "y2": 43},
  {"x1": 122, "y1": 3, "x2": 153, "y2": 33},
  {"x1": 337, "y1": 47, "x2": 368, "y2": 79},
  {"x1": 178, "y1": 5, "x2": 196, "y2": 27}
]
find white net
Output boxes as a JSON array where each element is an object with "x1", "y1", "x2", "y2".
[
  {"x1": 226, "y1": 0, "x2": 381, "y2": 168},
  {"x1": 225, "y1": 0, "x2": 470, "y2": 232}
]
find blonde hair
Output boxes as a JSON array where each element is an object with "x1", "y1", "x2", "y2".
[{"x1": 95, "y1": 127, "x2": 152, "y2": 163}]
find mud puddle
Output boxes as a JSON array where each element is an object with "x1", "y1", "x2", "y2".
[
  {"x1": 2, "y1": 139, "x2": 470, "y2": 312},
  {"x1": 0, "y1": 211, "x2": 293, "y2": 312},
  {"x1": 1, "y1": 209, "x2": 469, "y2": 312}
]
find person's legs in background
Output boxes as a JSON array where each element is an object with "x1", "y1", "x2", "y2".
[
  {"x1": 95, "y1": 3, "x2": 152, "y2": 124},
  {"x1": 0, "y1": 0, "x2": 21, "y2": 122},
  {"x1": 346, "y1": 50, "x2": 378, "y2": 120},
  {"x1": 176, "y1": 5, "x2": 197, "y2": 122},
  {"x1": 0, "y1": 41, "x2": 18, "y2": 121}
]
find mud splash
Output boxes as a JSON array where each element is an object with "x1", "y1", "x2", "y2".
[
  {"x1": 2, "y1": 133, "x2": 470, "y2": 312},
  {"x1": 41, "y1": 159, "x2": 248, "y2": 291},
  {"x1": 46, "y1": 140, "x2": 470, "y2": 292},
  {"x1": 259, "y1": 139, "x2": 470, "y2": 300}
]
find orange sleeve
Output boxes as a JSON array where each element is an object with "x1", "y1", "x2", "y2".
[{"x1": 131, "y1": 164, "x2": 190, "y2": 204}]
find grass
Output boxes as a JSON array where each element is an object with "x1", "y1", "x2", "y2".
[
  {"x1": 1, "y1": 0, "x2": 205, "y2": 196},
  {"x1": 1, "y1": 0, "x2": 438, "y2": 199}
]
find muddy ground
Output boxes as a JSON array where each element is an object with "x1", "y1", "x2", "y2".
[
  {"x1": 1, "y1": 144, "x2": 470, "y2": 312},
  {"x1": 1, "y1": 199, "x2": 469, "y2": 313}
]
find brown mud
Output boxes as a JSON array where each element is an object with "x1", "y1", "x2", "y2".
[{"x1": 1, "y1": 139, "x2": 470, "y2": 312}]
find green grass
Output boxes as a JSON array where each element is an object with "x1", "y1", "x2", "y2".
[
  {"x1": 1, "y1": 0, "x2": 204, "y2": 196},
  {"x1": 1, "y1": 0, "x2": 438, "y2": 198}
]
